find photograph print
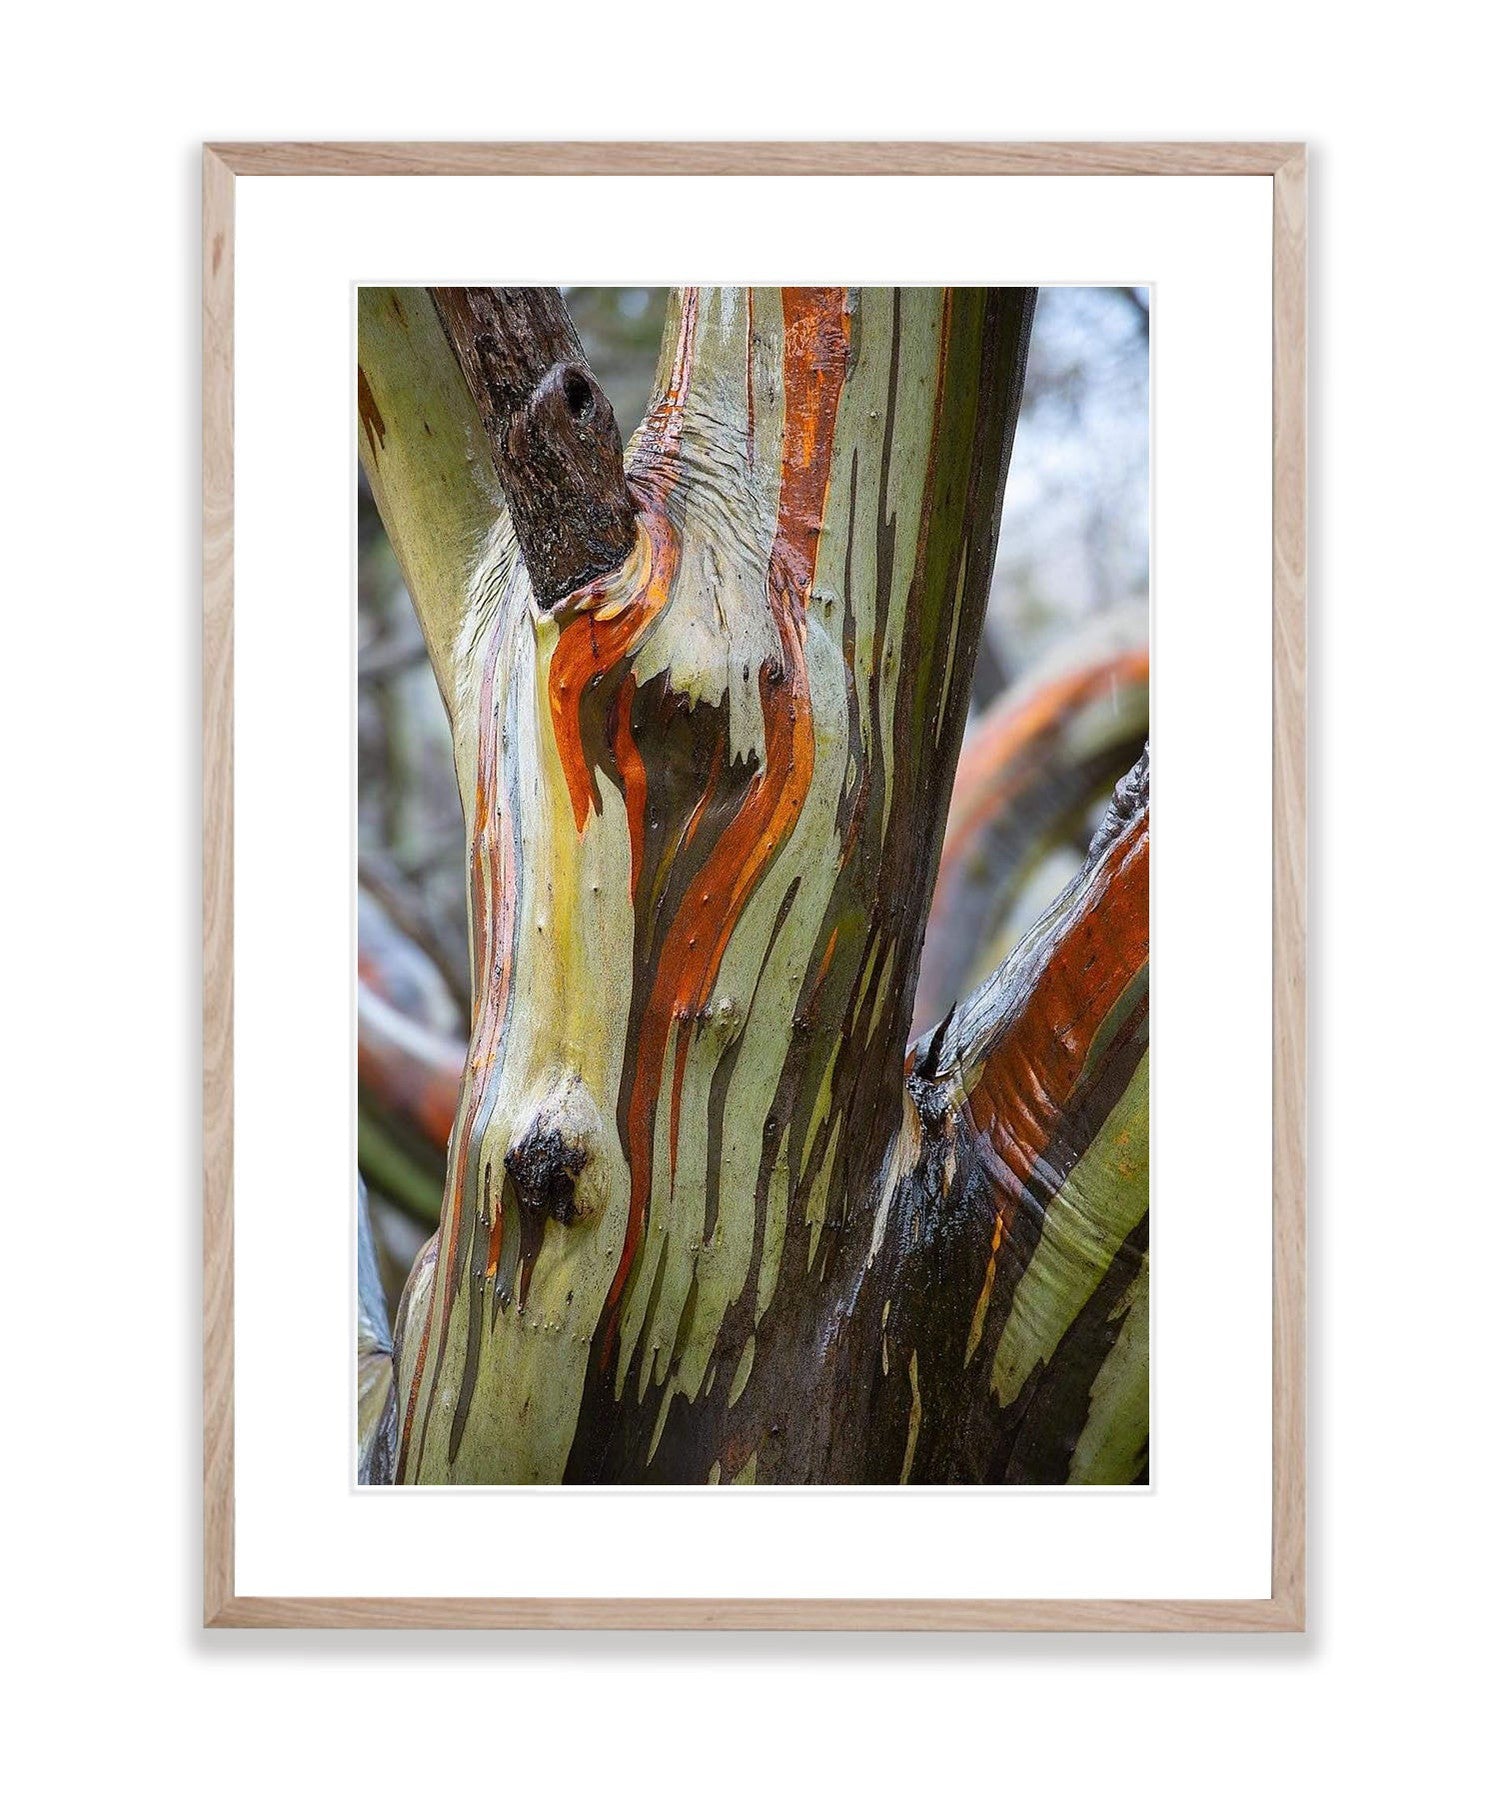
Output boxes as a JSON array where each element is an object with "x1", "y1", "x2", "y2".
[{"x1": 356, "y1": 285, "x2": 1149, "y2": 1487}]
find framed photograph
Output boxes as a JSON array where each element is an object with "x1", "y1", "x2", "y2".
[{"x1": 204, "y1": 141, "x2": 1305, "y2": 1628}]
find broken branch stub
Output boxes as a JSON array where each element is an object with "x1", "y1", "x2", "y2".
[{"x1": 429, "y1": 287, "x2": 638, "y2": 608}]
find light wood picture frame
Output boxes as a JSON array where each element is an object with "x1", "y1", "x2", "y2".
[{"x1": 203, "y1": 140, "x2": 1306, "y2": 1630}]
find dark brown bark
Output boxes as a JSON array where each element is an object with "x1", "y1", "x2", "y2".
[{"x1": 429, "y1": 287, "x2": 638, "y2": 608}]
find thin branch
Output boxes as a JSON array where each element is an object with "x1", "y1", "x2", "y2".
[
  {"x1": 937, "y1": 746, "x2": 1149, "y2": 1093},
  {"x1": 913, "y1": 646, "x2": 1149, "y2": 1036},
  {"x1": 359, "y1": 859, "x2": 469, "y2": 1014}
]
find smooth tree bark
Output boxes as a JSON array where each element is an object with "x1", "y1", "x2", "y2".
[
  {"x1": 357, "y1": 645, "x2": 1149, "y2": 1218},
  {"x1": 356, "y1": 286, "x2": 1149, "y2": 1485}
]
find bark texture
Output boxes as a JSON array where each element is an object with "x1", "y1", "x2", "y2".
[
  {"x1": 357, "y1": 289, "x2": 497, "y2": 715},
  {"x1": 358, "y1": 286, "x2": 1149, "y2": 1486},
  {"x1": 430, "y1": 288, "x2": 637, "y2": 610},
  {"x1": 914, "y1": 644, "x2": 1149, "y2": 1036}
]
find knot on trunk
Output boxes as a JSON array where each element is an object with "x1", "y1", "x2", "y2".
[{"x1": 505, "y1": 1127, "x2": 588, "y2": 1226}]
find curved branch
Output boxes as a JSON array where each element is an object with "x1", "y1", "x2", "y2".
[
  {"x1": 913, "y1": 643, "x2": 1149, "y2": 1036},
  {"x1": 357, "y1": 891, "x2": 465, "y2": 1223},
  {"x1": 358, "y1": 976, "x2": 464, "y2": 1148}
]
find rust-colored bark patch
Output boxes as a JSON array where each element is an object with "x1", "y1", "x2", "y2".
[{"x1": 357, "y1": 367, "x2": 387, "y2": 459}]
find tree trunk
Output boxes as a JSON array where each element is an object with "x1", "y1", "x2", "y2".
[{"x1": 357, "y1": 285, "x2": 1148, "y2": 1485}]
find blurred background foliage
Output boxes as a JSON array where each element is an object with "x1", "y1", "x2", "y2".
[{"x1": 358, "y1": 287, "x2": 1148, "y2": 1298}]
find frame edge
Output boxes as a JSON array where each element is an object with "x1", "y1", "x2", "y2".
[
  {"x1": 203, "y1": 144, "x2": 236, "y2": 1628},
  {"x1": 1270, "y1": 143, "x2": 1309, "y2": 1634},
  {"x1": 208, "y1": 1594, "x2": 1304, "y2": 1631},
  {"x1": 203, "y1": 140, "x2": 1308, "y2": 1632},
  {"x1": 204, "y1": 140, "x2": 1302, "y2": 178}
]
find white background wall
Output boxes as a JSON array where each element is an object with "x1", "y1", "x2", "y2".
[{"x1": 6, "y1": 7, "x2": 1492, "y2": 1793}]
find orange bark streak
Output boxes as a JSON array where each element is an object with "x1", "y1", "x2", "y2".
[
  {"x1": 957, "y1": 808, "x2": 1149, "y2": 1345},
  {"x1": 964, "y1": 807, "x2": 1149, "y2": 1258},
  {"x1": 548, "y1": 498, "x2": 680, "y2": 837},
  {"x1": 608, "y1": 674, "x2": 648, "y2": 903},
  {"x1": 603, "y1": 288, "x2": 851, "y2": 1340}
]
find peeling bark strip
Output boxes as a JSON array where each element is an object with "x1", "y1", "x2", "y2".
[
  {"x1": 429, "y1": 288, "x2": 638, "y2": 609},
  {"x1": 359, "y1": 287, "x2": 1149, "y2": 1486}
]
